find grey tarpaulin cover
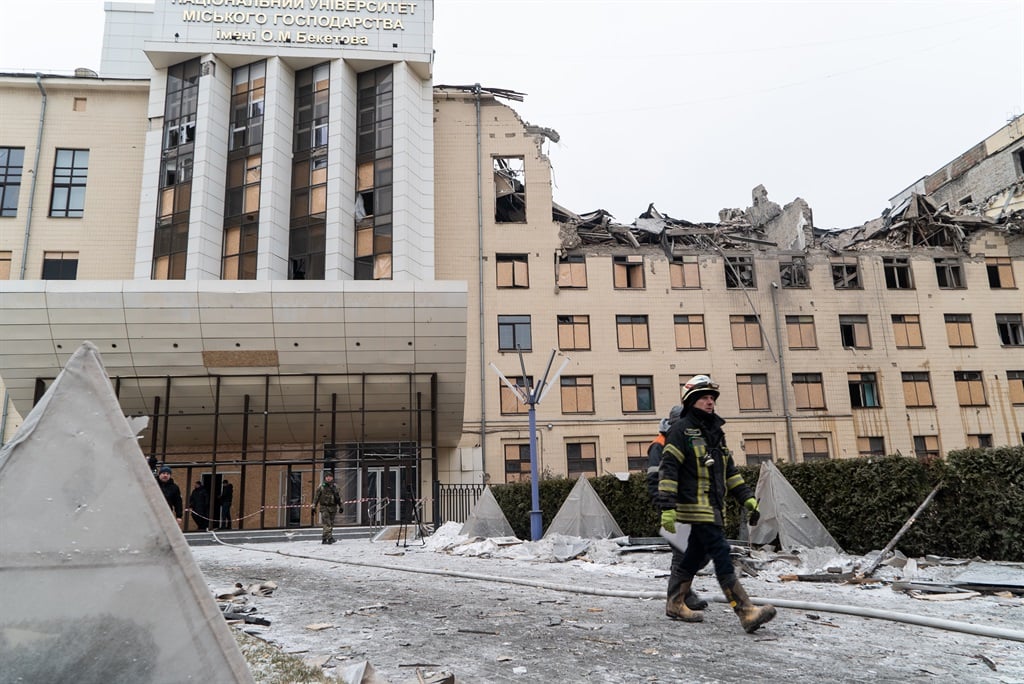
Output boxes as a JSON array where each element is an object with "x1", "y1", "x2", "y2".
[
  {"x1": 543, "y1": 475, "x2": 624, "y2": 539},
  {"x1": 0, "y1": 342, "x2": 254, "y2": 683},
  {"x1": 460, "y1": 485, "x2": 516, "y2": 538},
  {"x1": 749, "y1": 460, "x2": 843, "y2": 552}
]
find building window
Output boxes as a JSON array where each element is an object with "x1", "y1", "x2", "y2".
[
  {"x1": 670, "y1": 255, "x2": 700, "y2": 289},
  {"x1": 831, "y1": 257, "x2": 862, "y2": 289},
  {"x1": 41, "y1": 251, "x2": 78, "y2": 280},
  {"x1": 49, "y1": 148, "x2": 89, "y2": 218},
  {"x1": 892, "y1": 314, "x2": 924, "y2": 348},
  {"x1": 496, "y1": 254, "x2": 529, "y2": 288},
  {"x1": 944, "y1": 314, "x2": 975, "y2": 347},
  {"x1": 626, "y1": 440, "x2": 647, "y2": 472},
  {"x1": 504, "y1": 443, "x2": 531, "y2": 483},
  {"x1": 0, "y1": 147, "x2": 25, "y2": 217},
  {"x1": 743, "y1": 437, "x2": 773, "y2": 466},
  {"x1": 616, "y1": 315, "x2": 650, "y2": 350},
  {"x1": 499, "y1": 376, "x2": 532, "y2": 415},
  {"x1": 737, "y1": 374, "x2": 770, "y2": 411},
  {"x1": 858, "y1": 436, "x2": 885, "y2": 457},
  {"x1": 222, "y1": 223, "x2": 258, "y2": 280},
  {"x1": 730, "y1": 314, "x2": 763, "y2": 349},
  {"x1": 153, "y1": 58, "x2": 199, "y2": 280},
  {"x1": 996, "y1": 313, "x2": 1024, "y2": 346},
  {"x1": 557, "y1": 254, "x2": 587, "y2": 288},
  {"x1": 355, "y1": 66, "x2": 394, "y2": 280},
  {"x1": 913, "y1": 435, "x2": 940, "y2": 460},
  {"x1": 902, "y1": 371, "x2": 934, "y2": 407},
  {"x1": 1009, "y1": 370, "x2": 1024, "y2": 405},
  {"x1": 290, "y1": 63, "x2": 329, "y2": 280},
  {"x1": 883, "y1": 256, "x2": 914, "y2": 289},
  {"x1": 613, "y1": 255, "x2": 645, "y2": 289},
  {"x1": 793, "y1": 373, "x2": 825, "y2": 410},
  {"x1": 986, "y1": 257, "x2": 1016, "y2": 289},
  {"x1": 73, "y1": 97, "x2": 87, "y2": 112},
  {"x1": 848, "y1": 372, "x2": 880, "y2": 408},
  {"x1": 801, "y1": 436, "x2": 830, "y2": 462},
  {"x1": 0, "y1": 251, "x2": 11, "y2": 280},
  {"x1": 786, "y1": 315, "x2": 817, "y2": 349},
  {"x1": 498, "y1": 315, "x2": 532, "y2": 352},
  {"x1": 222, "y1": 153, "x2": 261, "y2": 280},
  {"x1": 967, "y1": 434, "x2": 993, "y2": 449},
  {"x1": 934, "y1": 257, "x2": 965, "y2": 289},
  {"x1": 839, "y1": 314, "x2": 871, "y2": 349},
  {"x1": 674, "y1": 314, "x2": 706, "y2": 350},
  {"x1": 560, "y1": 376, "x2": 594, "y2": 414},
  {"x1": 954, "y1": 371, "x2": 987, "y2": 406},
  {"x1": 229, "y1": 61, "x2": 265, "y2": 151},
  {"x1": 620, "y1": 375, "x2": 655, "y2": 413},
  {"x1": 494, "y1": 156, "x2": 526, "y2": 222},
  {"x1": 779, "y1": 256, "x2": 809, "y2": 288},
  {"x1": 725, "y1": 255, "x2": 755, "y2": 288},
  {"x1": 566, "y1": 442, "x2": 597, "y2": 478},
  {"x1": 557, "y1": 314, "x2": 590, "y2": 351}
]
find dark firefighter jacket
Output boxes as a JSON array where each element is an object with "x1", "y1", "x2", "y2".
[{"x1": 658, "y1": 409, "x2": 753, "y2": 525}]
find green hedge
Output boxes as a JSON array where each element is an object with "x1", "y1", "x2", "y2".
[{"x1": 489, "y1": 446, "x2": 1024, "y2": 562}]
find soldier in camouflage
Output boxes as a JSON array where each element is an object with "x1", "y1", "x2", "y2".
[{"x1": 311, "y1": 472, "x2": 343, "y2": 544}]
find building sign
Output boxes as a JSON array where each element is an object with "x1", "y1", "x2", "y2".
[{"x1": 156, "y1": 0, "x2": 430, "y2": 54}]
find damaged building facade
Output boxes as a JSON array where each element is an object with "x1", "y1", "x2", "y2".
[{"x1": 433, "y1": 97, "x2": 1024, "y2": 484}]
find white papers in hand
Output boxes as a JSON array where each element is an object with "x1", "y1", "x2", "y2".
[{"x1": 659, "y1": 524, "x2": 691, "y2": 553}]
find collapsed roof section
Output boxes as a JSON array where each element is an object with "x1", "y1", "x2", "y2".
[{"x1": 555, "y1": 184, "x2": 1024, "y2": 256}]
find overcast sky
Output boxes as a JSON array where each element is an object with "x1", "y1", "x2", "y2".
[{"x1": 2, "y1": 0, "x2": 1022, "y2": 229}]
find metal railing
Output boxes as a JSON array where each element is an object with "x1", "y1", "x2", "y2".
[{"x1": 433, "y1": 482, "x2": 485, "y2": 526}]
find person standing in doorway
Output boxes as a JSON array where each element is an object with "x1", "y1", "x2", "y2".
[
  {"x1": 311, "y1": 472, "x2": 343, "y2": 544},
  {"x1": 217, "y1": 480, "x2": 234, "y2": 530},
  {"x1": 658, "y1": 375, "x2": 776, "y2": 633},
  {"x1": 189, "y1": 480, "x2": 210, "y2": 531},
  {"x1": 156, "y1": 465, "x2": 183, "y2": 528}
]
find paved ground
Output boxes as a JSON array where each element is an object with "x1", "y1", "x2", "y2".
[{"x1": 192, "y1": 535, "x2": 1024, "y2": 683}]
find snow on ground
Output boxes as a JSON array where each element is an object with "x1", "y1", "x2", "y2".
[{"x1": 192, "y1": 524, "x2": 1024, "y2": 683}]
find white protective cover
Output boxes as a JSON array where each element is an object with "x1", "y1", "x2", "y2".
[
  {"x1": 0, "y1": 342, "x2": 254, "y2": 683},
  {"x1": 543, "y1": 475, "x2": 624, "y2": 540},
  {"x1": 460, "y1": 485, "x2": 516, "y2": 539},
  {"x1": 749, "y1": 460, "x2": 843, "y2": 552}
]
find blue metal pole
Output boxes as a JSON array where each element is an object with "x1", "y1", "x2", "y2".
[{"x1": 528, "y1": 400, "x2": 542, "y2": 541}]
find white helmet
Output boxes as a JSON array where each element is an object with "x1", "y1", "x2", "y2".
[{"x1": 681, "y1": 375, "x2": 719, "y2": 407}]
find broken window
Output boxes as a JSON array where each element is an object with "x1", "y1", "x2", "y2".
[
  {"x1": 831, "y1": 257, "x2": 862, "y2": 289},
  {"x1": 892, "y1": 314, "x2": 924, "y2": 348},
  {"x1": 674, "y1": 314, "x2": 706, "y2": 350},
  {"x1": 556, "y1": 254, "x2": 587, "y2": 288},
  {"x1": 496, "y1": 253, "x2": 529, "y2": 288},
  {"x1": 742, "y1": 437, "x2": 773, "y2": 466},
  {"x1": 354, "y1": 66, "x2": 393, "y2": 280},
  {"x1": 670, "y1": 255, "x2": 701, "y2": 289},
  {"x1": 967, "y1": 434, "x2": 993, "y2": 448},
  {"x1": 997, "y1": 314, "x2": 1024, "y2": 346},
  {"x1": 848, "y1": 372, "x2": 880, "y2": 408},
  {"x1": 613, "y1": 255, "x2": 645, "y2": 289},
  {"x1": 560, "y1": 375, "x2": 594, "y2": 414},
  {"x1": 779, "y1": 256, "x2": 809, "y2": 288},
  {"x1": 902, "y1": 371, "x2": 933, "y2": 407},
  {"x1": 499, "y1": 375, "x2": 532, "y2": 415},
  {"x1": 839, "y1": 314, "x2": 871, "y2": 349},
  {"x1": 557, "y1": 314, "x2": 591, "y2": 350},
  {"x1": 786, "y1": 315, "x2": 817, "y2": 349},
  {"x1": 1010, "y1": 370, "x2": 1024, "y2": 405},
  {"x1": 792, "y1": 373, "x2": 825, "y2": 410},
  {"x1": 737, "y1": 374, "x2": 769, "y2": 411},
  {"x1": 566, "y1": 442, "x2": 598, "y2": 478},
  {"x1": 497, "y1": 315, "x2": 531, "y2": 351},
  {"x1": 503, "y1": 443, "x2": 531, "y2": 482},
  {"x1": 913, "y1": 435, "x2": 940, "y2": 460},
  {"x1": 857, "y1": 436, "x2": 885, "y2": 458},
  {"x1": 954, "y1": 371, "x2": 986, "y2": 406},
  {"x1": 934, "y1": 257, "x2": 965, "y2": 289},
  {"x1": 944, "y1": 314, "x2": 975, "y2": 347},
  {"x1": 626, "y1": 441, "x2": 647, "y2": 472},
  {"x1": 730, "y1": 314, "x2": 762, "y2": 349},
  {"x1": 800, "y1": 436, "x2": 830, "y2": 462},
  {"x1": 986, "y1": 257, "x2": 1016, "y2": 288},
  {"x1": 620, "y1": 375, "x2": 655, "y2": 413},
  {"x1": 883, "y1": 256, "x2": 914, "y2": 290},
  {"x1": 494, "y1": 156, "x2": 526, "y2": 223},
  {"x1": 616, "y1": 315, "x2": 650, "y2": 350},
  {"x1": 724, "y1": 255, "x2": 755, "y2": 288}
]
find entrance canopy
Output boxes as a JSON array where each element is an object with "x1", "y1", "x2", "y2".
[{"x1": 0, "y1": 280, "x2": 467, "y2": 447}]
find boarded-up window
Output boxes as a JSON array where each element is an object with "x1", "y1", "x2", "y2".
[
  {"x1": 496, "y1": 254, "x2": 529, "y2": 288},
  {"x1": 557, "y1": 314, "x2": 590, "y2": 350},
  {"x1": 560, "y1": 376, "x2": 594, "y2": 414},
  {"x1": 954, "y1": 371, "x2": 986, "y2": 406},
  {"x1": 0, "y1": 251, "x2": 11, "y2": 280},
  {"x1": 902, "y1": 371, "x2": 933, "y2": 407},
  {"x1": 792, "y1": 373, "x2": 825, "y2": 409},
  {"x1": 892, "y1": 314, "x2": 923, "y2": 348},
  {"x1": 986, "y1": 257, "x2": 1015, "y2": 288},
  {"x1": 945, "y1": 314, "x2": 975, "y2": 347},
  {"x1": 670, "y1": 255, "x2": 700, "y2": 289},
  {"x1": 499, "y1": 376, "x2": 532, "y2": 415},
  {"x1": 786, "y1": 315, "x2": 817, "y2": 349},
  {"x1": 613, "y1": 255, "x2": 645, "y2": 289},
  {"x1": 743, "y1": 437, "x2": 773, "y2": 466},
  {"x1": 674, "y1": 314, "x2": 706, "y2": 350},
  {"x1": 839, "y1": 314, "x2": 871, "y2": 348},
  {"x1": 801, "y1": 436, "x2": 830, "y2": 461},
  {"x1": 566, "y1": 442, "x2": 597, "y2": 478},
  {"x1": 730, "y1": 315, "x2": 762, "y2": 349},
  {"x1": 557, "y1": 254, "x2": 587, "y2": 288},
  {"x1": 616, "y1": 315, "x2": 650, "y2": 350},
  {"x1": 858, "y1": 436, "x2": 885, "y2": 457},
  {"x1": 504, "y1": 443, "x2": 531, "y2": 483},
  {"x1": 626, "y1": 440, "x2": 647, "y2": 471},
  {"x1": 620, "y1": 375, "x2": 655, "y2": 413},
  {"x1": 737, "y1": 374, "x2": 769, "y2": 410},
  {"x1": 1009, "y1": 371, "x2": 1024, "y2": 405},
  {"x1": 913, "y1": 435, "x2": 940, "y2": 460}
]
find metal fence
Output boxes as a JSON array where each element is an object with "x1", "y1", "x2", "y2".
[{"x1": 433, "y1": 482, "x2": 485, "y2": 526}]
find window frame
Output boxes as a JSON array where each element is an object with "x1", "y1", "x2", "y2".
[
  {"x1": 557, "y1": 314, "x2": 591, "y2": 351},
  {"x1": 674, "y1": 314, "x2": 707, "y2": 350},
  {"x1": 556, "y1": 254, "x2": 587, "y2": 289},
  {"x1": 496, "y1": 253, "x2": 530, "y2": 288},
  {"x1": 566, "y1": 441, "x2": 598, "y2": 479},
  {"x1": 725, "y1": 255, "x2": 756, "y2": 289},
  {"x1": 779, "y1": 255, "x2": 810, "y2": 288},
  {"x1": 737, "y1": 373, "x2": 770, "y2": 411},
  {"x1": 857, "y1": 436, "x2": 886, "y2": 458},
  {"x1": 883, "y1": 256, "x2": 915, "y2": 290},
  {"x1": 620, "y1": 375, "x2": 655, "y2": 414},
  {"x1": 944, "y1": 313, "x2": 976, "y2": 348},
  {"x1": 954, "y1": 370, "x2": 987, "y2": 406},
  {"x1": 616, "y1": 314, "x2": 650, "y2": 351},
  {"x1": 1009, "y1": 370, "x2": 1024, "y2": 405},
  {"x1": 560, "y1": 375, "x2": 595, "y2": 414},
  {"x1": 497, "y1": 315, "x2": 532, "y2": 352},
  {"x1": 892, "y1": 314, "x2": 924, "y2": 349},
  {"x1": 742, "y1": 436, "x2": 774, "y2": 466},
  {"x1": 41, "y1": 251, "x2": 79, "y2": 280},
  {"x1": 848, "y1": 371, "x2": 881, "y2": 408},
  {"x1": 499, "y1": 375, "x2": 533, "y2": 415},
  {"x1": 996, "y1": 313, "x2": 1024, "y2": 346},
  {"x1": 831, "y1": 257, "x2": 862, "y2": 289},
  {"x1": 986, "y1": 257, "x2": 1016, "y2": 289},
  {"x1": 503, "y1": 442, "x2": 531, "y2": 483},
  {"x1": 792, "y1": 372, "x2": 826, "y2": 410},
  {"x1": 0, "y1": 147, "x2": 25, "y2": 217},
  {"x1": 913, "y1": 434, "x2": 940, "y2": 460},
  {"x1": 902, "y1": 371, "x2": 934, "y2": 408},
  {"x1": 670, "y1": 255, "x2": 701, "y2": 289},
  {"x1": 612, "y1": 255, "x2": 645, "y2": 289},
  {"x1": 786, "y1": 314, "x2": 818, "y2": 350},
  {"x1": 839, "y1": 314, "x2": 871, "y2": 349},
  {"x1": 934, "y1": 257, "x2": 965, "y2": 289},
  {"x1": 49, "y1": 148, "x2": 90, "y2": 218},
  {"x1": 800, "y1": 435, "x2": 830, "y2": 462},
  {"x1": 730, "y1": 314, "x2": 763, "y2": 350}
]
